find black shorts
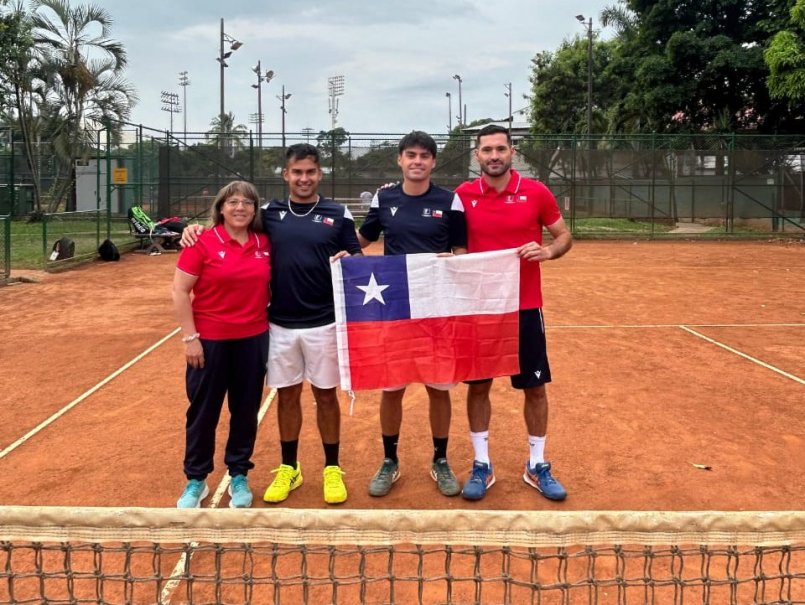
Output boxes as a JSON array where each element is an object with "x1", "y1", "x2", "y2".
[{"x1": 465, "y1": 308, "x2": 551, "y2": 389}]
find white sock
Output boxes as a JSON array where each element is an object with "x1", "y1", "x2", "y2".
[
  {"x1": 470, "y1": 431, "x2": 490, "y2": 465},
  {"x1": 528, "y1": 435, "x2": 546, "y2": 467}
]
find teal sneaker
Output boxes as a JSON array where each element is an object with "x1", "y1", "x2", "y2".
[
  {"x1": 368, "y1": 458, "x2": 400, "y2": 497},
  {"x1": 430, "y1": 458, "x2": 461, "y2": 496},
  {"x1": 177, "y1": 479, "x2": 209, "y2": 508},
  {"x1": 228, "y1": 474, "x2": 253, "y2": 508}
]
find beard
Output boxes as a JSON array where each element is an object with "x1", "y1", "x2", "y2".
[{"x1": 480, "y1": 160, "x2": 511, "y2": 176}]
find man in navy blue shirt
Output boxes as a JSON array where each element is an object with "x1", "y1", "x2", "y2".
[
  {"x1": 182, "y1": 144, "x2": 362, "y2": 506},
  {"x1": 357, "y1": 131, "x2": 467, "y2": 498}
]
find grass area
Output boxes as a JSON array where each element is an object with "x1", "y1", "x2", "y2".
[
  {"x1": 8, "y1": 217, "x2": 136, "y2": 269},
  {"x1": 571, "y1": 218, "x2": 675, "y2": 234}
]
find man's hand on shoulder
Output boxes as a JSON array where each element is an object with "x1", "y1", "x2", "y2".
[{"x1": 180, "y1": 224, "x2": 205, "y2": 248}]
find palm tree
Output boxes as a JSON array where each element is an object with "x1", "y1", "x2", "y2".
[
  {"x1": 206, "y1": 111, "x2": 249, "y2": 158},
  {"x1": 30, "y1": 0, "x2": 137, "y2": 212}
]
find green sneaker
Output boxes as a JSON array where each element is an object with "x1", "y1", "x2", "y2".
[
  {"x1": 430, "y1": 458, "x2": 461, "y2": 496},
  {"x1": 368, "y1": 458, "x2": 400, "y2": 497}
]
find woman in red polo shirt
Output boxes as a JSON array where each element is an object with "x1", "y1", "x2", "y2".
[{"x1": 172, "y1": 181, "x2": 271, "y2": 508}]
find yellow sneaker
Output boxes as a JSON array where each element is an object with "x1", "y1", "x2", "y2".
[
  {"x1": 262, "y1": 463, "x2": 303, "y2": 503},
  {"x1": 323, "y1": 465, "x2": 347, "y2": 504}
]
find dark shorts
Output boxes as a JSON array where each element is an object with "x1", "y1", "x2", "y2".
[{"x1": 465, "y1": 308, "x2": 551, "y2": 389}]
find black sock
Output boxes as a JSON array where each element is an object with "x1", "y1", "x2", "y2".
[
  {"x1": 382, "y1": 434, "x2": 399, "y2": 463},
  {"x1": 323, "y1": 442, "x2": 340, "y2": 467},
  {"x1": 433, "y1": 437, "x2": 448, "y2": 462},
  {"x1": 280, "y1": 440, "x2": 298, "y2": 467}
]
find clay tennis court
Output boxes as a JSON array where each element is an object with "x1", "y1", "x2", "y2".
[{"x1": 0, "y1": 240, "x2": 803, "y2": 604}]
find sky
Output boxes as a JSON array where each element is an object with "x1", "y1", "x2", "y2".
[{"x1": 98, "y1": 0, "x2": 612, "y2": 138}]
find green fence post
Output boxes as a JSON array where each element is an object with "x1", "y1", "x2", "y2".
[
  {"x1": 106, "y1": 126, "x2": 112, "y2": 238},
  {"x1": 2, "y1": 216, "x2": 10, "y2": 279},
  {"x1": 42, "y1": 213, "x2": 48, "y2": 269},
  {"x1": 9, "y1": 132, "x2": 16, "y2": 216},
  {"x1": 96, "y1": 128, "x2": 101, "y2": 245},
  {"x1": 650, "y1": 132, "x2": 656, "y2": 239},
  {"x1": 570, "y1": 135, "x2": 577, "y2": 234},
  {"x1": 727, "y1": 132, "x2": 736, "y2": 234}
]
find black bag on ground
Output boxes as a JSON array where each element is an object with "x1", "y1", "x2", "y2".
[
  {"x1": 98, "y1": 239, "x2": 120, "y2": 261},
  {"x1": 51, "y1": 237, "x2": 75, "y2": 260}
]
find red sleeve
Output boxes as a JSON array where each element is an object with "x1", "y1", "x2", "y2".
[
  {"x1": 538, "y1": 184, "x2": 562, "y2": 227},
  {"x1": 176, "y1": 240, "x2": 204, "y2": 276}
]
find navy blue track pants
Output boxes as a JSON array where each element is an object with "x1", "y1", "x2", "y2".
[{"x1": 183, "y1": 331, "x2": 269, "y2": 480}]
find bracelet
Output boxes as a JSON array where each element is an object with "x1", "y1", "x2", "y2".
[{"x1": 181, "y1": 332, "x2": 200, "y2": 343}]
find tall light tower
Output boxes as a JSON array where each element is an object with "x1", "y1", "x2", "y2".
[
  {"x1": 328, "y1": 75, "x2": 345, "y2": 131},
  {"x1": 277, "y1": 85, "x2": 292, "y2": 152},
  {"x1": 217, "y1": 18, "x2": 243, "y2": 152},
  {"x1": 160, "y1": 91, "x2": 180, "y2": 133},
  {"x1": 445, "y1": 91, "x2": 452, "y2": 133},
  {"x1": 504, "y1": 82, "x2": 512, "y2": 135},
  {"x1": 576, "y1": 14, "x2": 593, "y2": 136},
  {"x1": 452, "y1": 74, "x2": 463, "y2": 127},
  {"x1": 251, "y1": 61, "x2": 274, "y2": 150},
  {"x1": 178, "y1": 71, "x2": 190, "y2": 145}
]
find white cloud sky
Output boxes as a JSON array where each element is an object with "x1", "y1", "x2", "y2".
[{"x1": 96, "y1": 0, "x2": 612, "y2": 137}]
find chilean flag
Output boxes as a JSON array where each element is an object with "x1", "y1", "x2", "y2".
[{"x1": 332, "y1": 250, "x2": 521, "y2": 391}]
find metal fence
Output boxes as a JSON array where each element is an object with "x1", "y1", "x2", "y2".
[
  {"x1": 2, "y1": 128, "x2": 804, "y2": 273},
  {"x1": 1, "y1": 215, "x2": 9, "y2": 281},
  {"x1": 99, "y1": 127, "x2": 805, "y2": 238}
]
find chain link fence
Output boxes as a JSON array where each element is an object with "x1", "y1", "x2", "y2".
[{"x1": 2, "y1": 127, "x2": 804, "y2": 273}]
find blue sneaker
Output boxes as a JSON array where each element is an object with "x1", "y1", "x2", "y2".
[
  {"x1": 228, "y1": 474, "x2": 253, "y2": 508},
  {"x1": 461, "y1": 461, "x2": 495, "y2": 501},
  {"x1": 523, "y1": 461, "x2": 567, "y2": 501},
  {"x1": 177, "y1": 479, "x2": 209, "y2": 508}
]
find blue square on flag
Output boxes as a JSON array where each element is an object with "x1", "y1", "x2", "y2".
[{"x1": 340, "y1": 255, "x2": 411, "y2": 322}]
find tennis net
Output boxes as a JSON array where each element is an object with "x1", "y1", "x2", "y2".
[{"x1": 1, "y1": 506, "x2": 803, "y2": 604}]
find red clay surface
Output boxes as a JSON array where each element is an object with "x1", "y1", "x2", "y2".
[
  {"x1": 1, "y1": 241, "x2": 803, "y2": 604},
  {"x1": 0, "y1": 240, "x2": 803, "y2": 511}
]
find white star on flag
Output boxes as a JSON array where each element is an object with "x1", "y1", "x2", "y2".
[{"x1": 356, "y1": 272, "x2": 389, "y2": 305}]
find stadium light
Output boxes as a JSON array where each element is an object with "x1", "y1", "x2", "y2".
[
  {"x1": 251, "y1": 61, "x2": 274, "y2": 150},
  {"x1": 178, "y1": 71, "x2": 190, "y2": 145},
  {"x1": 217, "y1": 18, "x2": 243, "y2": 152},
  {"x1": 576, "y1": 14, "x2": 593, "y2": 136},
  {"x1": 452, "y1": 74, "x2": 463, "y2": 127},
  {"x1": 328, "y1": 75, "x2": 345, "y2": 131},
  {"x1": 445, "y1": 91, "x2": 452, "y2": 133}
]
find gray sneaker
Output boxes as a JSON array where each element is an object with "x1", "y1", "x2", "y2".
[
  {"x1": 430, "y1": 458, "x2": 461, "y2": 496},
  {"x1": 368, "y1": 458, "x2": 400, "y2": 497}
]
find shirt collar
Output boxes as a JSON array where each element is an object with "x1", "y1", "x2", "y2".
[
  {"x1": 479, "y1": 169, "x2": 522, "y2": 196},
  {"x1": 212, "y1": 225, "x2": 259, "y2": 248}
]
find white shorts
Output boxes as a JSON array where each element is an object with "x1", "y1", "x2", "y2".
[
  {"x1": 267, "y1": 322, "x2": 340, "y2": 389},
  {"x1": 383, "y1": 382, "x2": 456, "y2": 393}
]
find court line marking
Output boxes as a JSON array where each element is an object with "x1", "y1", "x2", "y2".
[
  {"x1": 679, "y1": 325, "x2": 804, "y2": 385},
  {"x1": 160, "y1": 388, "x2": 277, "y2": 605},
  {"x1": 550, "y1": 323, "x2": 805, "y2": 329},
  {"x1": 0, "y1": 328, "x2": 181, "y2": 461}
]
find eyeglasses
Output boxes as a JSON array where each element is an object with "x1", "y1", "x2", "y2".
[{"x1": 224, "y1": 198, "x2": 256, "y2": 208}]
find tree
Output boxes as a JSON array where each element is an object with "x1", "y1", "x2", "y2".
[
  {"x1": 765, "y1": 0, "x2": 805, "y2": 102},
  {"x1": 206, "y1": 111, "x2": 248, "y2": 158},
  {"x1": 29, "y1": 0, "x2": 137, "y2": 213}
]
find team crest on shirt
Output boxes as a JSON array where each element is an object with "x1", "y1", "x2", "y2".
[
  {"x1": 471, "y1": 200, "x2": 478, "y2": 208},
  {"x1": 518, "y1": 195, "x2": 528, "y2": 202},
  {"x1": 313, "y1": 214, "x2": 323, "y2": 223},
  {"x1": 323, "y1": 217, "x2": 334, "y2": 226},
  {"x1": 422, "y1": 208, "x2": 432, "y2": 218},
  {"x1": 433, "y1": 210, "x2": 443, "y2": 218},
  {"x1": 218, "y1": 251, "x2": 225, "y2": 259},
  {"x1": 279, "y1": 211, "x2": 287, "y2": 220},
  {"x1": 390, "y1": 207, "x2": 398, "y2": 217},
  {"x1": 505, "y1": 195, "x2": 515, "y2": 204}
]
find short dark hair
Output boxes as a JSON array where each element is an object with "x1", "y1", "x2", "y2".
[
  {"x1": 286, "y1": 143, "x2": 320, "y2": 165},
  {"x1": 476, "y1": 124, "x2": 512, "y2": 146},
  {"x1": 398, "y1": 130, "x2": 437, "y2": 158}
]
